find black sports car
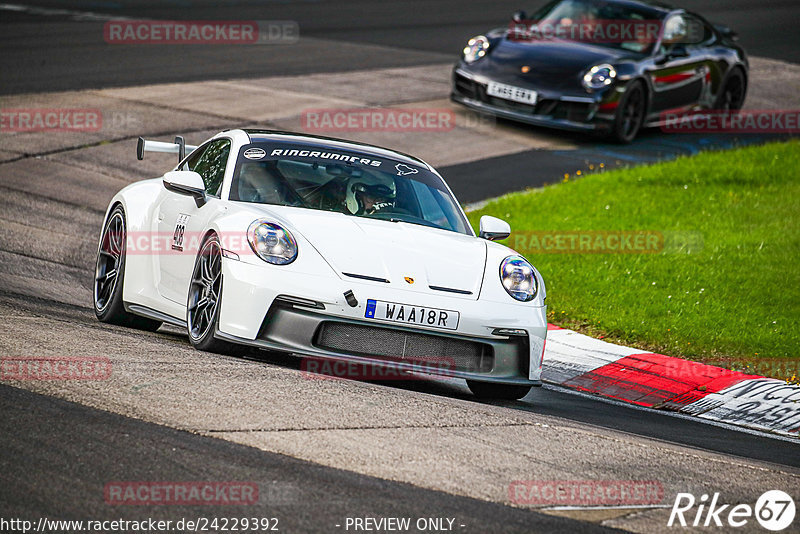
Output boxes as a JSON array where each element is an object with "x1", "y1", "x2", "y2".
[{"x1": 451, "y1": 0, "x2": 748, "y2": 142}]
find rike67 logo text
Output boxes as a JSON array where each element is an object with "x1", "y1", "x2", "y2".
[{"x1": 668, "y1": 490, "x2": 795, "y2": 531}]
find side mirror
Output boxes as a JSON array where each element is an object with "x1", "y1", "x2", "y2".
[
  {"x1": 512, "y1": 10, "x2": 527, "y2": 23},
  {"x1": 163, "y1": 170, "x2": 206, "y2": 208},
  {"x1": 656, "y1": 44, "x2": 690, "y2": 65},
  {"x1": 714, "y1": 24, "x2": 738, "y2": 41},
  {"x1": 479, "y1": 215, "x2": 511, "y2": 241},
  {"x1": 668, "y1": 44, "x2": 689, "y2": 58}
]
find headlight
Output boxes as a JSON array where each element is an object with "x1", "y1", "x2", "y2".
[
  {"x1": 500, "y1": 256, "x2": 538, "y2": 302},
  {"x1": 582, "y1": 64, "x2": 617, "y2": 90},
  {"x1": 247, "y1": 219, "x2": 297, "y2": 265},
  {"x1": 463, "y1": 35, "x2": 490, "y2": 63}
]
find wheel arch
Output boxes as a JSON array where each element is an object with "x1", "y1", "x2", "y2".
[
  {"x1": 200, "y1": 227, "x2": 220, "y2": 245},
  {"x1": 101, "y1": 179, "x2": 163, "y2": 306},
  {"x1": 725, "y1": 64, "x2": 748, "y2": 100},
  {"x1": 626, "y1": 76, "x2": 653, "y2": 119},
  {"x1": 97, "y1": 199, "x2": 125, "y2": 250}
]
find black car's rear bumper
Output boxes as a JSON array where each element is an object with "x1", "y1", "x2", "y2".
[{"x1": 452, "y1": 67, "x2": 615, "y2": 133}]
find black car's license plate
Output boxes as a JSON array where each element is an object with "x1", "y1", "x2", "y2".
[{"x1": 487, "y1": 81, "x2": 538, "y2": 105}]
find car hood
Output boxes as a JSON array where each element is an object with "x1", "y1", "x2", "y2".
[
  {"x1": 255, "y1": 206, "x2": 487, "y2": 299},
  {"x1": 466, "y1": 38, "x2": 637, "y2": 92}
]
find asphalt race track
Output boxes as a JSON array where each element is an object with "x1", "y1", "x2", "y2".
[
  {"x1": 0, "y1": 384, "x2": 617, "y2": 534},
  {"x1": 1, "y1": 0, "x2": 799, "y2": 93},
  {"x1": 2, "y1": 0, "x2": 799, "y2": 192},
  {"x1": 1, "y1": 1, "x2": 799, "y2": 532}
]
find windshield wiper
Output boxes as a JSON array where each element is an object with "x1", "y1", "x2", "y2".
[{"x1": 387, "y1": 216, "x2": 440, "y2": 230}]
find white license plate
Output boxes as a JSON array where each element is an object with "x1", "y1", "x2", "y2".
[
  {"x1": 365, "y1": 299, "x2": 460, "y2": 330},
  {"x1": 487, "y1": 81, "x2": 538, "y2": 105}
]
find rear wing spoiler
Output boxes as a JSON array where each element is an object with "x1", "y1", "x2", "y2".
[{"x1": 137, "y1": 136, "x2": 199, "y2": 163}]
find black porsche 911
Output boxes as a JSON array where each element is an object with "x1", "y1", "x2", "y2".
[{"x1": 451, "y1": 0, "x2": 748, "y2": 142}]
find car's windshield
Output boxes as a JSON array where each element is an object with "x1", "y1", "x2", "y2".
[
  {"x1": 521, "y1": 0, "x2": 663, "y2": 54},
  {"x1": 230, "y1": 144, "x2": 471, "y2": 235}
]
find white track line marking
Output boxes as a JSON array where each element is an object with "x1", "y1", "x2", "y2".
[{"x1": 0, "y1": 3, "x2": 129, "y2": 21}]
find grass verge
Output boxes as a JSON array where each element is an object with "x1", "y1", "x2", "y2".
[{"x1": 468, "y1": 140, "x2": 800, "y2": 381}]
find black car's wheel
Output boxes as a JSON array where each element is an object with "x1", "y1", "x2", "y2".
[
  {"x1": 94, "y1": 205, "x2": 162, "y2": 331},
  {"x1": 611, "y1": 81, "x2": 646, "y2": 143},
  {"x1": 715, "y1": 69, "x2": 746, "y2": 111},
  {"x1": 467, "y1": 380, "x2": 532, "y2": 400},
  {"x1": 187, "y1": 233, "x2": 236, "y2": 353}
]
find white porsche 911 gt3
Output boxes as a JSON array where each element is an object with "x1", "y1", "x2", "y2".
[{"x1": 94, "y1": 129, "x2": 547, "y2": 399}]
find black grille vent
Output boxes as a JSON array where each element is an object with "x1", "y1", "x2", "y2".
[
  {"x1": 454, "y1": 73, "x2": 479, "y2": 99},
  {"x1": 315, "y1": 322, "x2": 493, "y2": 373}
]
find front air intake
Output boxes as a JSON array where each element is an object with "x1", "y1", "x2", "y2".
[{"x1": 314, "y1": 321, "x2": 493, "y2": 373}]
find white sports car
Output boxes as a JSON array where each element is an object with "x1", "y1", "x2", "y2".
[{"x1": 94, "y1": 129, "x2": 547, "y2": 399}]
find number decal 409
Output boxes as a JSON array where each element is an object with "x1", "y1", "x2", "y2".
[{"x1": 172, "y1": 214, "x2": 190, "y2": 251}]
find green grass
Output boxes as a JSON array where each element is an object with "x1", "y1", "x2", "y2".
[{"x1": 468, "y1": 140, "x2": 800, "y2": 379}]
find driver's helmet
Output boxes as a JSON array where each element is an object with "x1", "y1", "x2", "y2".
[{"x1": 345, "y1": 173, "x2": 397, "y2": 215}]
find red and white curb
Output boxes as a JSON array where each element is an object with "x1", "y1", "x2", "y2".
[{"x1": 543, "y1": 324, "x2": 800, "y2": 438}]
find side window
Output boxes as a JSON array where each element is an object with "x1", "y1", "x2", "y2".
[
  {"x1": 696, "y1": 19, "x2": 715, "y2": 46},
  {"x1": 661, "y1": 14, "x2": 687, "y2": 52},
  {"x1": 660, "y1": 14, "x2": 709, "y2": 53},
  {"x1": 183, "y1": 144, "x2": 205, "y2": 172},
  {"x1": 184, "y1": 139, "x2": 231, "y2": 197}
]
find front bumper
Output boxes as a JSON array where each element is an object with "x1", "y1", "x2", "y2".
[
  {"x1": 452, "y1": 67, "x2": 615, "y2": 133},
  {"x1": 217, "y1": 258, "x2": 546, "y2": 385}
]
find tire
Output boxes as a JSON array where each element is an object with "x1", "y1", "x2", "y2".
[
  {"x1": 467, "y1": 380, "x2": 532, "y2": 400},
  {"x1": 611, "y1": 81, "x2": 646, "y2": 143},
  {"x1": 94, "y1": 205, "x2": 162, "y2": 331},
  {"x1": 714, "y1": 68, "x2": 746, "y2": 111},
  {"x1": 186, "y1": 233, "x2": 237, "y2": 354}
]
